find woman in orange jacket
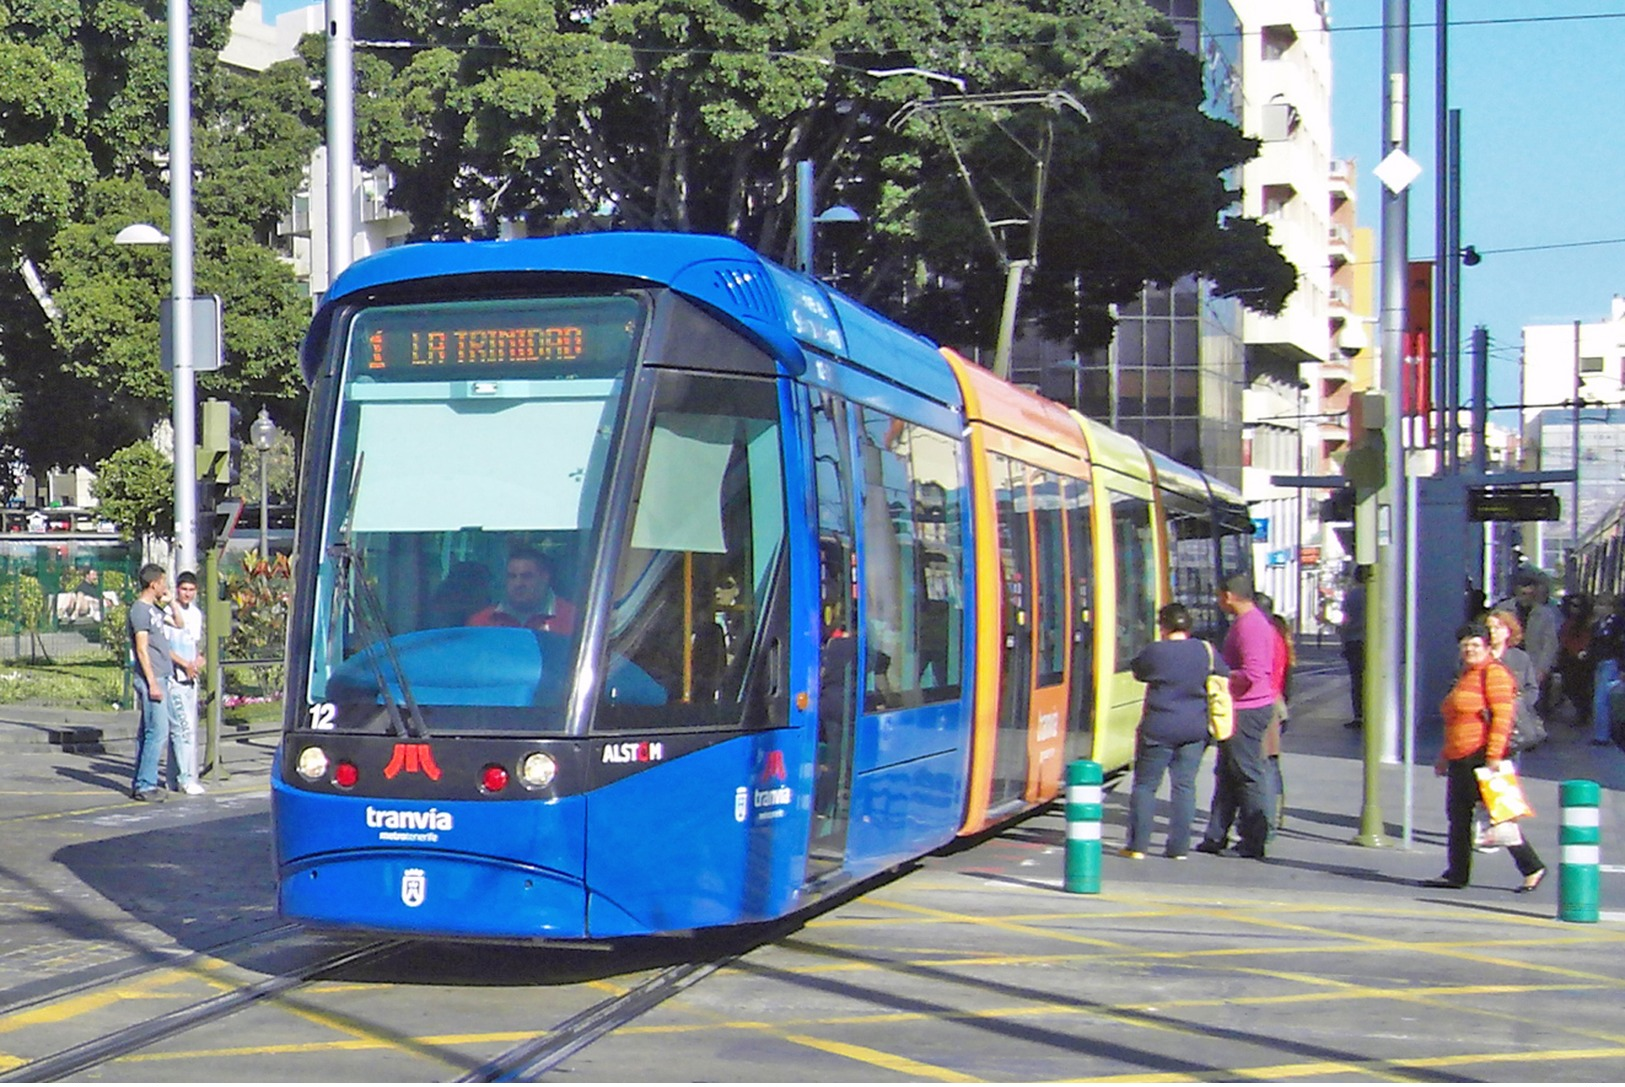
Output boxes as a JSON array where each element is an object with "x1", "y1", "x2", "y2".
[{"x1": 1423, "y1": 621, "x2": 1546, "y2": 892}]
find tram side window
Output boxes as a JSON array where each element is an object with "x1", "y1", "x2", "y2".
[
  {"x1": 1110, "y1": 491, "x2": 1157, "y2": 668},
  {"x1": 1164, "y1": 497, "x2": 1221, "y2": 636},
  {"x1": 859, "y1": 409, "x2": 965, "y2": 711},
  {"x1": 595, "y1": 372, "x2": 786, "y2": 730},
  {"x1": 1032, "y1": 471, "x2": 1068, "y2": 687}
]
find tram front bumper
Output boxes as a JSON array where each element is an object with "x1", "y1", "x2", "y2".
[{"x1": 278, "y1": 850, "x2": 589, "y2": 940}]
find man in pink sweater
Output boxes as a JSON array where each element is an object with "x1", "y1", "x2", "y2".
[{"x1": 1195, "y1": 574, "x2": 1282, "y2": 859}]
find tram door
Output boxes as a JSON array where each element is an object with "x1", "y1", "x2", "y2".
[
  {"x1": 989, "y1": 453, "x2": 1033, "y2": 808},
  {"x1": 809, "y1": 391, "x2": 857, "y2": 870}
]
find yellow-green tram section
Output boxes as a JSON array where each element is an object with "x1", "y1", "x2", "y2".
[
  {"x1": 943, "y1": 351, "x2": 1096, "y2": 833},
  {"x1": 1072, "y1": 415, "x2": 1163, "y2": 777}
]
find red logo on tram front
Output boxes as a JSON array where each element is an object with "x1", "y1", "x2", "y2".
[
  {"x1": 383, "y1": 743, "x2": 443, "y2": 781},
  {"x1": 759, "y1": 750, "x2": 788, "y2": 784}
]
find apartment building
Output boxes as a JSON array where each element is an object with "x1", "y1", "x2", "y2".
[{"x1": 1231, "y1": 0, "x2": 1336, "y2": 632}]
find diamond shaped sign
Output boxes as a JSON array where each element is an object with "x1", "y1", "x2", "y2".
[{"x1": 1373, "y1": 149, "x2": 1423, "y2": 194}]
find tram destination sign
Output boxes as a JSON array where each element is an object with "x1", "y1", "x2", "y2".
[
  {"x1": 352, "y1": 296, "x2": 640, "y2": 376},
  {"x1": 1467, "y1": 486, "x2": 1560, "y2": 523}
]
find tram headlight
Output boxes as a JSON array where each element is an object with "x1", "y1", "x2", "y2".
[
  {"x1": 296, "y1": 746, "x2": 329, "y2": 782},
  {"x1": 333, "y1": 761, "x2": 360, "y2": 788},
  {"x1": 518, "y1": 752, "x2": 557, "y2": 788},
  {"x1": 481, "y1": 764, "x2": 510, "y2": 793}
]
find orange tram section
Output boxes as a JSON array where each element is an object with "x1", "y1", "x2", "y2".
[{"x1": 941, "y1": 349, "x2": 1252, "y2": 837}]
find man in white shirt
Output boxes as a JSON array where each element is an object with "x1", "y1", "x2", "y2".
[{"x1": 166, "y1": 571, "x2": 207, "y2": 795}]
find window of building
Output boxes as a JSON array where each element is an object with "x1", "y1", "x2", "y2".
[{"x1": 1262, "y1": 24, "x2": 1297, "y2": 61}]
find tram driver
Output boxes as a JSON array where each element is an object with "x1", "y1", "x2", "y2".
[{"x1": 468, "y1": 548, "x2": 577, "y2": 635}]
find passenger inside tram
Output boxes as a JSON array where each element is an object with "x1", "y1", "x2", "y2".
[
  {"x1": 467, "y1": 548, "x2": 577, "y2": 635},
  {"x1": 427, "y1": 561, "x2": 494, "y2": 627}
]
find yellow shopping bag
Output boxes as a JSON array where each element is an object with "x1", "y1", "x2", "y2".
[{"x1": 1474, "y1": 763, "x2": 1534, "y2": 825}]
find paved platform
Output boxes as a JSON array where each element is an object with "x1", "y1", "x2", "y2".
[{"x1": 0, "y1": 648, "x2": 1620, "y2": 1080}]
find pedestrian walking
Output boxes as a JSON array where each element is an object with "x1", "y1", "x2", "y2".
[
  {"x1": 1119, "y1": 603, "x2": 1226, "y2": 860},
  {"x1": 1340, "y1": 567, "x2": 1367, "y2": 730},
  {"x1": 1422, "y1": 621, "x2": 1546, "y2": 892},
  {"x1": 1195, "y1": 574, "x2": 1280, "y2": 860}
]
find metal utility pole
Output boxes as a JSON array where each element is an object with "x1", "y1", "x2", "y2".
[
  {"x1": 888, "y1": 90, "x2": 1087, "y2": 380},
  {"x1": 327, "y1": 0, "x2": 355, "y2": 286},
  {"x1": 1470, "y1": 326, "x2": 1489, "y2": 476},
  {"x1": 168, "y1": 0, "x2": 196, "y2": 575},
  {"x1": 1357, "y1": 0, "x2": 1413, "y2": 848},
  {"x1": 1571, "y1": 319, "x2": 1582, "y2": 585},
  {"x1": 1433, "y1": 0, "x2": 1452, "y2": 472}
]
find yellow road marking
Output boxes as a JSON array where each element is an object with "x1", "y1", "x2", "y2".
[
  {"x1": 1073, "y1": 1045, "x2": 1625, "y2": 1082},
  {"x1": 0, "y1": 970, "x2": 203, "y2": 1034},
  {"x1": 777, "y1": 1032, "x2": 982, "y2": 1081}
]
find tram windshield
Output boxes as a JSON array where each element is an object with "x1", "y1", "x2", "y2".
[{"x1": 306, "y1": 295, "x2": 643, "y2": 733}]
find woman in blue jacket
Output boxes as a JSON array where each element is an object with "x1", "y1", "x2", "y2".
[{"x1": 1121, "y1": 603, "x2": 1229, "y2": 860}]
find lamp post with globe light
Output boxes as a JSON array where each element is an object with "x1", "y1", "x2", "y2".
[
  {"x1": 114, "y1": 221, "x2": 197, "y2": 573},
  {"x1": 251, "y1": 409, "x2": 275, "y2": 556}
]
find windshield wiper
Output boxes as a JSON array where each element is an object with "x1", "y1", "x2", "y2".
[{"x1": 327, "y1": 455, "x2": 431, "y2": 739}]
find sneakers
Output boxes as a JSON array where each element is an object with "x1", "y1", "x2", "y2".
[
  {"x1": 1165, "y1": 853, "x2": 1188, "y2": 861},
  {"x1": 182, "y1": 782, "x2": 206, "y2": 796},
  {"x1": 131, "y1": 788, "x2": 167, "y2": 802},
  {"x1": 1194, "y1": 839, "x2": 1226, "y2": 855},
  {"x1": 1117, "y1": 848, "x2": 1146, "y2": 859}
]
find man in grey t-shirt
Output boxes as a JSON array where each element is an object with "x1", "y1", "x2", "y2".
[{"x1": 129, "y1": 564, "x2": 175, "y2": 801}]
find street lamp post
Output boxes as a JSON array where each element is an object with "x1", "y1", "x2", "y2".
[
  {"x1": 168, "y1": 0, "x2": 196, "y2": 575},
  {"x1": 250, "y1": 409, "x2": 275, "y2": 556}
]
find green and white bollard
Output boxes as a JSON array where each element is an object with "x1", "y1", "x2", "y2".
[
  {"x1": 1558, "y1": 779, "x2": 1601, "y2": 923},
  {"x1": 1065, "y1": 760, "x2": 1103, "y2": 894}
]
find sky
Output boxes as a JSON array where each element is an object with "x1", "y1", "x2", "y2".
[{"x1": 1330, "y1": 1, "x2": 1625, "y2": 416}]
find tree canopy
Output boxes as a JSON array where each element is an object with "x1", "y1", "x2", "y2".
[
  {"x1": 348, "y1": 0, "x2": 1296, "y2": 353},
  {"x1": 0, "y1": 0, "x2": 1299, "y2": 497},
  {"x1": 0, "y1": 1, "x2": 318, "y2": 479}
]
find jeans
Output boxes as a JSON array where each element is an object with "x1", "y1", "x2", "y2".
[
  {"x1": 131, "y1": 677, "x2": 173, "y2": 794},
  {"x1": 1444, "y1": 750, "x2": 1544, "y2": 884},
  {"x1": 1201, "y1": 704, "x2": 1274, "y2": 856},
  {"x1": 166, "y1": 679, "x2": 199, "y2": 788},
  {"x1": 1125, "y1": 736, "x2": 1208, "y2": 856},
  {"x1": 1592, "y1": 658, "x2": 1619, "y2": 744}
]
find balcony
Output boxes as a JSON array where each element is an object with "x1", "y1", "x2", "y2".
[
  {"x1": 277, "y1": 194, "x2": 311, "y2": 239},
  {"x1": 360, "y1": 167, "x2": 395, "y2": 224},
  {"x1": 1329, "y1": 159, "x2": 1355, "y2": 204},
  {"x1": 1328, "y1": 223, "x2": 1352, "y2": 267}
]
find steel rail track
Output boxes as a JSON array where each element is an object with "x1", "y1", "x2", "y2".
[
  {"x1": 0, "y1": 938, "x2": 405, "y2": 1082},
  {"x1": 458, "y1": 956, "x2": 735, "y2": 1083},
  {"x1": 0, "y1": 919, "x2": 304, "y2": 1022}
]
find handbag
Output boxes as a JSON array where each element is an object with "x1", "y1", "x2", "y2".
[
  {"x1": 1474, "y1": 763, "x2": 1534, "y2": 824},
  {"x1": 1203, "y1": 641, "x2": 1234, "y2": 742}
]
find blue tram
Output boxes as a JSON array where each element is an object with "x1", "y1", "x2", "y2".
[{"x1": 271, "y1": 232, "x2": 1249, "y2": 940}]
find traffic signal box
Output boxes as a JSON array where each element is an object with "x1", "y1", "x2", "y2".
[
  {"x1": 198, "y1": 399, "x2": 241, "y2": 485},
  {"x1": 196, "y1": 399, "x2": 242, "y2": 551},
  {"x1": 1344, "y1": 390, "x2": 1387, "y2": 566}
]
